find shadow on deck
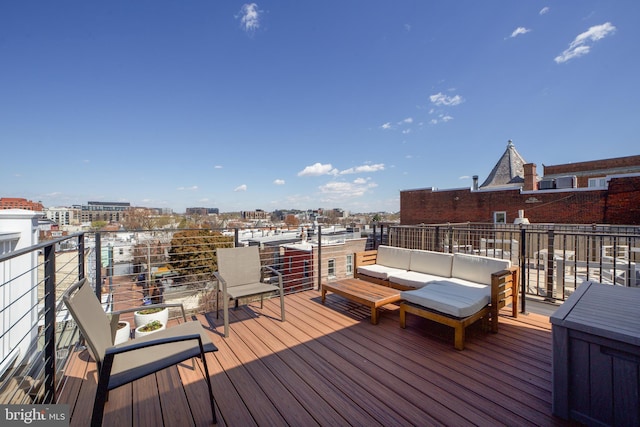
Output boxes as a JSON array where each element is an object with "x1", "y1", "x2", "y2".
[{"x1": 58, "y1": 289, "x2": 578, "y2": 426}]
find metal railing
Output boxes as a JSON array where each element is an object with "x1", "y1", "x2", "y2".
[
  {"x1": 4, "y1": 221, "x2": 637, "y2": 404},
  {"x1": 0, "y1": 233, "x2": 85, "y2": 405},
  {"x1": 386, "y1": 223, "x2": 640, "y2": 311},
  {"x1": 0, "y1": 225, "x2": 367, "y2": 404}
]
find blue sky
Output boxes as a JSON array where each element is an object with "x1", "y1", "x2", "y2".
[{"x1": 1, "y1": 1, "x2": 638, "y2": 214}]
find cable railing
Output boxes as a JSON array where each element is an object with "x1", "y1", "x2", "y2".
[{"x1": 0, "y1": 224, "x2": 368, "y2": 404}]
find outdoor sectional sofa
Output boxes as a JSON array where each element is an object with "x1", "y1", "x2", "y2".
[{"x1": 354, "y1": 245, "x2": 519, "y2": 350}]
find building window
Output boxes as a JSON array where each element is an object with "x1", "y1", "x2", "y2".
[
  {"x1": 303, "y1": 260, "x2": 310, "y2": 278},
  {"x1": 493, "y1": 211, "x2": 507, "y2": 224},
  {"x1": 346, "y1": 254, "x2": 353, "y2": 276},
  {"x1": 588, "y1": 177, "x2": 607, "y2": 188},
  {"x1": 328, "y1": 259, "x2": 336, "y2": 279}
]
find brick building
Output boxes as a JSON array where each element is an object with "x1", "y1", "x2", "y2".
[
  {"x1": 0, "y1": 198, "x2": 44, "y2": 212},
  {"x1": 400, "y1": 143, "x2": 640, "y2": 225}
]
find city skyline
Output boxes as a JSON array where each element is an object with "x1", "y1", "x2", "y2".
[{"x1": 1, "y1": 1, "x2": 638, "y2": 213}]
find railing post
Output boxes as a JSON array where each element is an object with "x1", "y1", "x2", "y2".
[
  {"x1": 77, "y1": 233, "x2": 85, "y2": 280},
  {"x1": 43, "y1": 243, "x2": 56, "y2": 404},
  {"x1": 234, "y1": 228, "x2": 239, "y2": 247},
  {"x1": 95, "y1": 232, "x2": 102, "y2": 301},
  {"x1": 317, "y1": 226, "x2": 322, "y2": 291},
  {"x1": 520, "y1": 226, "x2": 527, "y2": 314},
  {"x1": 546, "y1": 229, "x2": 555, "y2": 301},
  {"x1": 372, "y1": 223, "x2": 377, "y2": 249}
]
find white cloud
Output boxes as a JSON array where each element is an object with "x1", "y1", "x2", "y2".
[
  {"x1": 381, "y1": 122, "x2": 392, "y2": 130},
  {"x1": 234, "y1": 184, "x2": 247, "y2": 192},
  {"x1": 554, "y1": 22, "x2": 616, "y2": 64},
  {"x1": 429, "y1": 92, "x2": 464, "y2": 106},
  {"x1": 177, "y1": 186, "x2": 198, "y2": 191},
  {"x1": 402, "y1": 117, "x2": 413, "y2": 124},
  {"x1": 238, "y1": 3, "x2": 260, "y2": 33},
  {"x1": 318, "y1": 178, "x2": 378, "y2": 200},
  {"x1": 273, "y1": 179, "x2": 285, "y2": 185},
  {"x1": 298, "y1": 163, "x2": 336, "y2": 176},
  {"x1": 214, "y1": 165, "x2": 223, "y2": 169},
  {"x1": 404, "y1": 24, "x2": 411, "y2": 32},
  {"x1": 509, "y1": 27, "x2": 531, "y2": 38},
  {"x1": 539, "y1": 7, "x2": 550, "y2": 15},
  {"x1": 339, "y1": 163, "x2": 385, "y2": 175},
  {"x1": 402, "y1": 129, "x2": 411, "y2": 134},
  {"x1": 441, "y1": 115, "x2": 453, "y2": 122}
]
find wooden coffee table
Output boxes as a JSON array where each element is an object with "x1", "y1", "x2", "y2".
[{"x1": 321, "y1": 278, "x2": 401, "y2": 324}]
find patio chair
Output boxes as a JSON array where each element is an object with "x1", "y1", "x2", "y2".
[
  {"x1": 214, "y1": 246, "x2": 285, "y2": 337},
  {"x1": 62, "y1": 278, "x2": 218, "y2": 427}
]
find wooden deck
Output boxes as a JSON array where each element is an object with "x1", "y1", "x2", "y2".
[{"x1": 57, "y1": 289, "x2": 578, "y2": 426}]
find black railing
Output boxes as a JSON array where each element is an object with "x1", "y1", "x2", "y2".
[{"x1": 387, "y1": 223, "x2": 640, "y2": 312}]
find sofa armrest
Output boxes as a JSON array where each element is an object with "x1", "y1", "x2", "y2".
[
  {"x1": 354, "y1": 250, "x2": 378, "y2": 268},
  {"x1": 489, "y1": 266, "x2": 519, "y2": 332}
]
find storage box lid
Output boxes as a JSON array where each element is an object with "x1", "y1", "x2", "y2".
[{"x1": 550, "y1": 281, "x2": 640, "y2": 346}]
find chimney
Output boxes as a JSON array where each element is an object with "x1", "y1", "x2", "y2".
[
  {"x1": 524, "y1": 163, "x2": 537, "y2": 191},
  {"x1": 472, "y1": 175, "x2": 478, "y2": 191}
]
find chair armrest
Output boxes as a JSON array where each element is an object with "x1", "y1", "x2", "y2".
[
  {"x1": 105, "y1": 332, "x2": 204, "y2": 357},
  {"x1": 213, "y1": 271, "x2": 227, "y2": 294},
  {"x1": 262, "y1": 266, "x2": 283, "y2": 289}
]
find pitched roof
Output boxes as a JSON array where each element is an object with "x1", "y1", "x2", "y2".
[{"x1": 479, "y1": 140, "x2": 527, "y2": 188}]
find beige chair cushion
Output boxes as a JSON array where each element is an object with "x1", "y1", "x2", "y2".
[
  {"x1": 376, "y1": 246, "x2": 412, "y2": 270},
  {"x1": 401, "y1": 280, "x2": 490, "y2": 318},
  {"x1": 409, "y1": 250, "x2": 453, "y2": 277},
  {"x1": 452, "y1": 253, "x2": 510, "y2": 286}
]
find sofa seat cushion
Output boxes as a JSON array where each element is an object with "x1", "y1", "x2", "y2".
[
  {"x1": 409, "y1": 250, "x2": 453, "y2": 277},
  {"x1": 376, "y1": 246, "x2": 412, "y2": 270},
  {"x1": 357, "y1": 264, "x2": 407, "y2": 280},
  {"x1": 401, "y1": 280, "x2": 490, "y2": 318},
  {"x1": 388, "y1": 271, "x2": 443, "y2": 289},
  {"x1": 452, "y1": 253, "x2": 511, "y2": 286}
]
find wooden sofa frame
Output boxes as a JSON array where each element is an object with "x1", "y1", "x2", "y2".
[{"x1": 355, "y1": 249, "x2": 519, "y2": 350}]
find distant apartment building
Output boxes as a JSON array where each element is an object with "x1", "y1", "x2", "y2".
[
  {"x1": 186, "y1": 207, "x2": 219, "y2": 215},
  {"x1": 242, "y1": 209, "x2": 269, "y2": 220},
  {"x1": 401, "y1": 141, "x2": 640, "y2": 225},
  {"x1": 0, "y1": 197, "x2": 44, "y2": 212},
  {"x1": 74, "y1": 201, "x2": 130, "y2": 223},
  {"x1": 45, "y1": 206, "x2": 81, "y2": 226}
]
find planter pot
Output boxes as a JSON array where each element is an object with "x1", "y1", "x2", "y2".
[
  {"x1": 134, "y1": 307, "x2": 169, "y2": 328},
  {"x1": 134, "y1": 321, "x2": 166, "y2": 338},
  {"x1": 114, "y1": 321, "x2": 131, "y2": 345}
]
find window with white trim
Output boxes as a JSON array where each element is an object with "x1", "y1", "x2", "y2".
[
  {"x1": 346, "y1": 254, "x2": 353, "y2": 276},
  {"x1": 328, "y1": 258, "x2": 336, "y2": 279},
  {"x1": 493, "y1": 211, "x2": 506, "y2": 224}
]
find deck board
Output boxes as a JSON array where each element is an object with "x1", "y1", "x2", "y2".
[{"x1": 58, "y1": 289, "x2": 576, "y2": 426}]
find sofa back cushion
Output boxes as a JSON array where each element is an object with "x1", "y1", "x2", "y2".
[
  {"x1": 452, "y1": 253, "x2": 511, "y2": 285},
  {"x1": 376, "y1": 246, "x2": 412, "y2": 270},
  {"x1": 409, "y1": 250, "x2": 453, "y2": 278}
]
